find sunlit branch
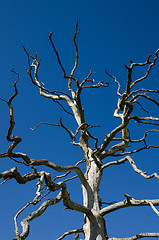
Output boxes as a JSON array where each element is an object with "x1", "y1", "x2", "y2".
[
  {"x1": 61, "y1": 182, "x2": 93, "y2": 217},
  {"x1": 105, "y1": 68, "x2": 122, "y2": 96},
  {"x1": 109, "y1": 145, "x2": 159, "y2": 157},
  {"x1": 130, "y1": 115, "x2": 159, "y2": 126},
  {"x1": 30, "y1": 159, "x2": 87, "y2": 186},
  {"x1": 101, "y1": 127, "x2": 158, "y2": 158},
  {"x1": 49, "y1": 22, "x2": 80, "y2": 99},
  {"x1": 53, "y1": 158, "x2": 85, "y2": 181},
  {"x1": 148, "y1": 201, "x2": 159, "y2": 216},
  {"x1": 24, "y1": 47, "x2": 75, "y2": 106},
  {"x1": 100, "y1": 197, "x2": 159, "y2": 216},
  {"x1": 109, "y1": 232, "x2": 159, "y2": 240},
  {"x1": 0, "y1": 153, "x2": 8, "y2": 159},
  {"x1": 57, "y1": 228, "x2": 83, "y2": 240},
  {"x1": 130, "y1": 49, "x2": 159, "y2": 89},
  {"x1": 0, "y1": 167, "x2": 41, "y2": 184},
  {"x1": 130, "y1": 93, "x2": 159, "y2": 107},
  {"x1": 80, "y1": 70, "x2": 95, "y2": 87},
  {"x1": 82, "y1": 81, "x2": 109, "y2": 89},
  {"x1": 97, "y1": 121, "x2": 129, "y2": 158},
  {"x1": 130, "y1": 53, "x2": 152, "y2": 67},
  {"x1": 29, "y1": 119, "x2": 75, "y2": 140},
  {"x1": 126, "y1": 156, "x2": 159, "y2": 180},
  {"x1": 130, "y1": 129, "x2": 159, "y2": 143},
  {"x1": 14, "y1": 202, "x2": 31, "y2": 239},
  {"x1": 24, "y1": 46, "x2": 73, "y2": 100},
  {"x1": 29, "y1": 122, "x2": 61, "y2": 131},
  {"x1": 101, "y1": 157, "x2": 128, "y2": 170},
  {"x1": 126, "y1": 87, "x2": 159, "y2": 100},
  {"x1": 13, "y1": 192, "x2": 63, "y2": 240}
]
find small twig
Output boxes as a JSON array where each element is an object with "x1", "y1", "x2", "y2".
[
  {"x1": 134, "y1": 101, "x2": 149, "y2": 113},
  {"x1": 68, "y1": 19, "x2": 80, "y2": 96},
  {"x1": 130, "y1": 129, "x2": 159, "y2": 143},
  {"x1": 82, "y1": 81, "x2": 109, "y2": 89},
  {"x1": 9, "y1": 156, "x2": 29, "y2": 166},
  {"x1": 49, "y1": 31, "x2": 66, "y2": 77},
  {"x1": 29, "y1": 122, "x2": 61, "y2": 131},
  {"x1": 80, "y1": 70, "x2": 95, "y2": 87},
  {"x1": 147, "y1": 201, "x2": 159, "y2": 216},
  {"x1": 105, "y1": 68, "x2": 122, "y2": 96}
]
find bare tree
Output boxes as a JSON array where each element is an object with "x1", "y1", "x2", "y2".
[{"x1": 0, "y1": 20, "x2": 159, "y2": 240}]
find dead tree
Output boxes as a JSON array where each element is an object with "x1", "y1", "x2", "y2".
[{"x1": 0, "y1": 21, "x2": 159, "y2": 240}]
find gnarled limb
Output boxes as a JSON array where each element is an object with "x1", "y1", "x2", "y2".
[
  {"x1": 126, "y1": 156, "x2": 159, "y2": 180},
  {"x1": 100, "y1": 197, "x2": 159, "y2": 216},
  {"x1": 109, "y1": 232, "x2": 159, "y2": 240},
  {"x1": 0, "y1": 167, "x2": 40, "y2": 184},
  {"x1": 102, "y1": 155, "x2": 159, "y2": 181},
  {"x1": 13, "y1": 192, "x2": 63, "y2": 240},
  {"x1": 30, "y1": 159, "x2": 87, "y2": 186}
]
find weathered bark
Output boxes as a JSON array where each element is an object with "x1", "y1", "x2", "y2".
[{"x1": 82, "y1": 148, "x2": 108, "y2": 240}]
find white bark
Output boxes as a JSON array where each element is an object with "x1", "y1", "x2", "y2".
[{"x1": 82, "y1": 149, "x2": 107, "y2": 240}]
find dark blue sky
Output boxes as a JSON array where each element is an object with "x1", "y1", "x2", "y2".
[{"x1": 0, "y1": 0, "x2": 159, "y2": 239}]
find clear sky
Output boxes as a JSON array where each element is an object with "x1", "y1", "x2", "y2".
[{"x1": 0, "y1": 0, "x2": 159, "y2": 239}]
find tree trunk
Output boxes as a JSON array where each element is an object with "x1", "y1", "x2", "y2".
[{"x1": 82, "y1": 149, "x2": 108, "y2": 240}]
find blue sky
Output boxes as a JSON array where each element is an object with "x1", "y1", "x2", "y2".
[{"x1": 0, "y1": 0, "x2": 159, "y2": 239}]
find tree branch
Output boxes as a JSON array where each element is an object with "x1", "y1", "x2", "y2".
[
  {"x1": 130, "y1": 49, "x2": 159, "y2": 89},
  {"x1": 109, "y1": 232, "x2": 159, "y2": 240},
  {"x1": 60, "y1": 182, "x2": 93, "y2": 217},
  {"x1": 101, "y1": 157, "x2": 127, "y2": 170},
  {"x1": 13, "y1": 192, "x2": 62, "y2": 240},
  {"x1": 53, "y1": 158, "x2": 85, "y2": 181},
  {"x1": 105, "y1": 68, "x2": 122, "y2": 96},
  {"x1": 49, "y1": 31, "x2": 66, "y2": 77},
  {"x1": 30, "y1": 159, "x2": 87, "y2": 187},
  {"x1": 57, "y1": 228, "x2": 83, "y2": 240},
  {"x1": 126, "y1": 156, "x2": 159, "y2": 180},
  {"x1": 68, "y1": 19, "x2": 80, "y2": 97},
  {"x1": 0, "y1": 167, "x2": 40, "y2": 184},
  {"x1": 100, "y1": 197, "x2": 159, "y2": 216}
]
